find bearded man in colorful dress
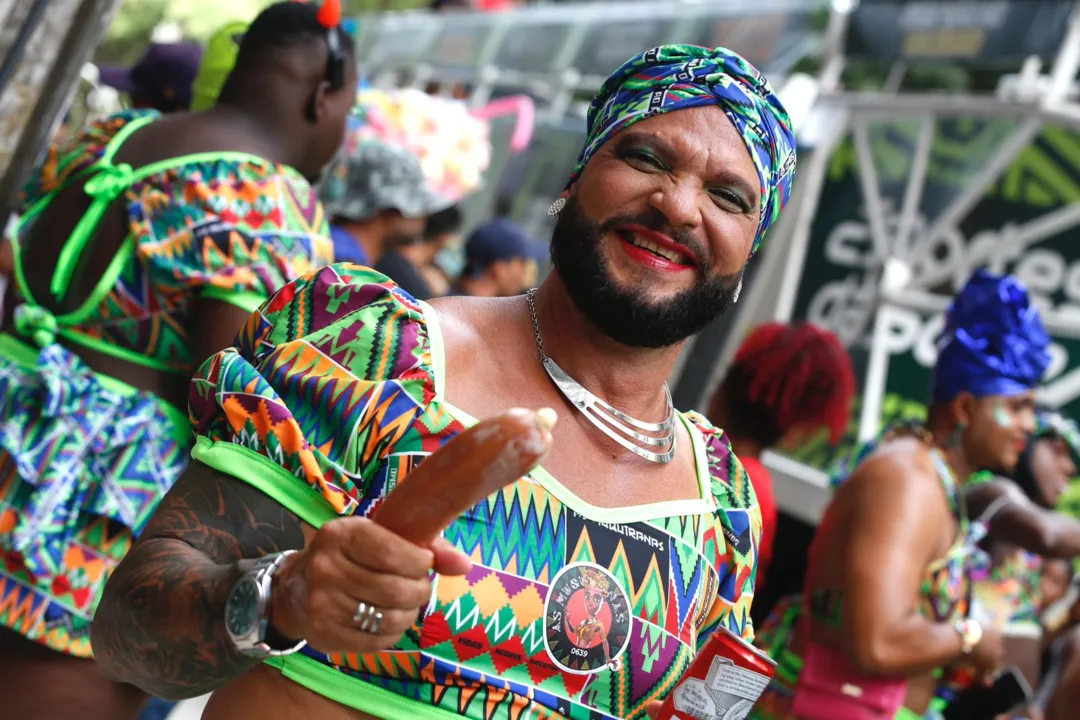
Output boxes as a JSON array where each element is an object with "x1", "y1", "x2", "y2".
[{"x1": 92, "y1": 45, "x2": 796, "y2": 720}]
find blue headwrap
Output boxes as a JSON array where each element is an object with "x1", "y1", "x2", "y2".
[
  {"x1": 566, "y1": 44, "x2": 797, "y2": 256},
  {"x1": 931, "y1": 269, "x2": 1051, "y2": 404}
]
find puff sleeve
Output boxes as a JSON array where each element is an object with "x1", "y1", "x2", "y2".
[
  {"x1": 188, "y1": 263, "x2": 455, "y2": 528},
  {"x1": 139, "y1": 160, "x2": 335, "y2": 315}
]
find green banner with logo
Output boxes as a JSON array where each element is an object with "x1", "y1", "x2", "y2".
[{"x1": 786, "y1": 118, "x2": 1080, "y2": 476}]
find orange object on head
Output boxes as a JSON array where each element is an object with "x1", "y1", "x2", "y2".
[{"x1": 316, "y1": 0, "x2": 341, "y2": 28}]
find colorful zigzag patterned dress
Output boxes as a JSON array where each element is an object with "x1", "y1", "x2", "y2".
[
  {"x1": 0, "y1": 109, "x2": 332, "y2": 656},
  {"x1": 188, "y1": 263, "x2": 763, "y2": 720}
]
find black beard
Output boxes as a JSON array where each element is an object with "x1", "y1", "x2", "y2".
[{"x1": 548, "y1": 195, "x2": 743, "y2": 349}]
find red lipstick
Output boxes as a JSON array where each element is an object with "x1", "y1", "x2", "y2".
[{"x1": 614, "y1": 224, "x2": 696, "y2": 274}]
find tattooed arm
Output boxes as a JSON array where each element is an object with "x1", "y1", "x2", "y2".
[
  {"x1": 93, "y1": 460, "x2": 467, "y2": 700},
  {"x1": 92, "y1": 460, "x2": 306, "y2": 699}
]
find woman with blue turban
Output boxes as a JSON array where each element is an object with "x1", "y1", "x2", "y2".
[
  {"x1": 94, "y1": 45, "x2": 794, "y2": 720},
  {"x1": 751, "y1": 269, "x2": 1051, "y2": 720}
]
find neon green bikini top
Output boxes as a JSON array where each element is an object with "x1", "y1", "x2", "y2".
[{"x1": 10, "y1": 109, "x2": 333, "y2": 373}]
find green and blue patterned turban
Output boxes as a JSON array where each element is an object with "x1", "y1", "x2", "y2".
[{"x1": 567, "y1": 44, "x2": 797, "y2": 255}]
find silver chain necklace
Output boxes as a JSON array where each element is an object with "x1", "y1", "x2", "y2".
[{"x1": 526, "y1": 289, "x2": 676, "y2": 463}]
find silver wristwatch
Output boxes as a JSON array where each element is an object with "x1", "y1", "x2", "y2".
[{"x1": 224, "y1": 550, "x2": 307, "y2": 659}]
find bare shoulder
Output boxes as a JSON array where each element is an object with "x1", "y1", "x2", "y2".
[
  {"x1": 428, "y1": 295, "x2": 522, "y2": 356},
  {"x1": 427, "y1": 295, "x2": 537, "y2": 407},
  {"x1": 429, "y1": 295, "x2": 494, "y2": 344},
  {"x1": 845, "y1": 437, "x2": 947, "y2": 511},
  {"x1": 120, "y1": 112, "x2": 273, "y2": 165}
]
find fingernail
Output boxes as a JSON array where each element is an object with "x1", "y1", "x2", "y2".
[{"x1": 536, "y1": 408, "x2": 558, "y2": 432}]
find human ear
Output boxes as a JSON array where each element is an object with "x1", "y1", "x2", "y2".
[
  {"x1": 952, "y1": 392, "x2": 978, "y2": 429},
  {"x1": 308, "y1": 80, "x2": 332, "y2": 124}
]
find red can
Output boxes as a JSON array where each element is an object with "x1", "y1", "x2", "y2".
[{"x1": 654, "y1": 626, "x2": 777, "y2": 720}]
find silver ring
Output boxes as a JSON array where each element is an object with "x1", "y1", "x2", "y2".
[{"x1": 352, "y1": 601, "x2": 383, "y2": 634}]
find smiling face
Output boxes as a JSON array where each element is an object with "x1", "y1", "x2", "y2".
[
  {"x1": 1029, "y1": 435, "x2": 1077, "y2": 507},
  {"x1": 550, "y1": 105, "x2": 761, "y2": 348},
  {"x1": 957, "y1": 391, "x2": 1037, "y2": 475}
]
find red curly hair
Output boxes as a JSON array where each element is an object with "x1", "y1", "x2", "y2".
[{"x1": 709, "y1": 322, "x2": 855, "y2": 446}]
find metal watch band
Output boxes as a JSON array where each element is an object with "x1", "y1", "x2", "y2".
[
  {"x1": 229, "y1": 550, "x2": 307, "y2": 659},
  {"x1": 256, "y1": 550, "x2": 307, "y2": 658}
]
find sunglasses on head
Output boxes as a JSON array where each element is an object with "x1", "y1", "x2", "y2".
[{"x1": 313, "y1": 0, "x2": 346, "y2": 90}]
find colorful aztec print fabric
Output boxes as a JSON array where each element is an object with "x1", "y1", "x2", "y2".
[
  {"x1": 189, "y1": 263, "x2": 762, "y2": 720},
  {"x1": 972, "y1": 549, "x2": 1043, "y2": 631},
  {"x1": 0, "y1": 109, "x2": 332, "y2": 656},
  {"x1": 16, "y1": 108, "x2": 334, "y2": 373},
  {"x1": 0, "y1": 346, "x2": 188, "y2": 657},
  {"x1": 567, "y1": 44, "x2": 797, "y2": 255}
]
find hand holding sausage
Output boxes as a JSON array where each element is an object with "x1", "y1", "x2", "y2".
[{"x1": 267, "y1": 407, "x2": 556, "y2": 654}]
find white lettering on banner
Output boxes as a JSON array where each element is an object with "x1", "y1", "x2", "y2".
[
  {"x1": 913, "y1": 313, "x2": 944, "y2": 368},
  {"x1": 1017, "y1": 250, "x2": 1066, "y2": 297},
  {"x1": 594, "y1": 521, "x2": 665, "y2": 551},
  {"x1": 1064, "y1": 265, "x2": 1080, "y2": 303},
  {"x1": 805, "y1": 200, "x2": 1080, "y2": 404},
  {"x1": 824, "y1": 220, "x2": 877, "y2": 269}
]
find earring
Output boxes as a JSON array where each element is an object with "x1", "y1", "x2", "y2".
[
  {"x1": 548, "y1": 197, "x2": 566, "y2": 217},
  {"x1": 948, "y1": 422, "x2": 966, "y2": 449},
  {"x1": 733, "y1": 279, "x2": 743, "y2": 303}
]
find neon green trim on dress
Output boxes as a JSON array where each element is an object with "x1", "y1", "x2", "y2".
[
  {"x1": 894, "y1": 706, "x2": 925, "y2": 720},
  {"x1": 265, "y1": 654, "x2": 466, "y2": 720},
  {"x1": 200, "y1": 287, "x2": 268, "y2": 314},
  {"x1": 190, "y1": 437, "x2": 338, "y2": 529}
]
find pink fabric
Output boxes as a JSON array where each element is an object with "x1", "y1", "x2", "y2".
[{"x1": 792, "y1": 642, "x2": 908, "y2": 720}]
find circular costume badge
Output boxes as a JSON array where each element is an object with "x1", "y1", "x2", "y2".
[{"x1": 543, "y1": 563, "x2": 632, "y2": 674}]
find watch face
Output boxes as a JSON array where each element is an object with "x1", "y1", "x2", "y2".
[{"x1": 226, "y1": 578, "x2": 261, "y2": 638}]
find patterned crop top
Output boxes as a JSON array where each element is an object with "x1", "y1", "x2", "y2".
[
  {"x1": 11, "y1": 109, "x2": 333, "y2": 373},
  {"x1": 972, "y1": 549, "x2": 1043, "y2": 632},
  {"x1": 188, "y1": 264, "x2": 763, "y2": 720}
]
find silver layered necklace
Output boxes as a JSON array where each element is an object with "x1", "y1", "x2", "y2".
[{"x1": 526, "y1": 289, "x2": 676, "y2": 463}]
